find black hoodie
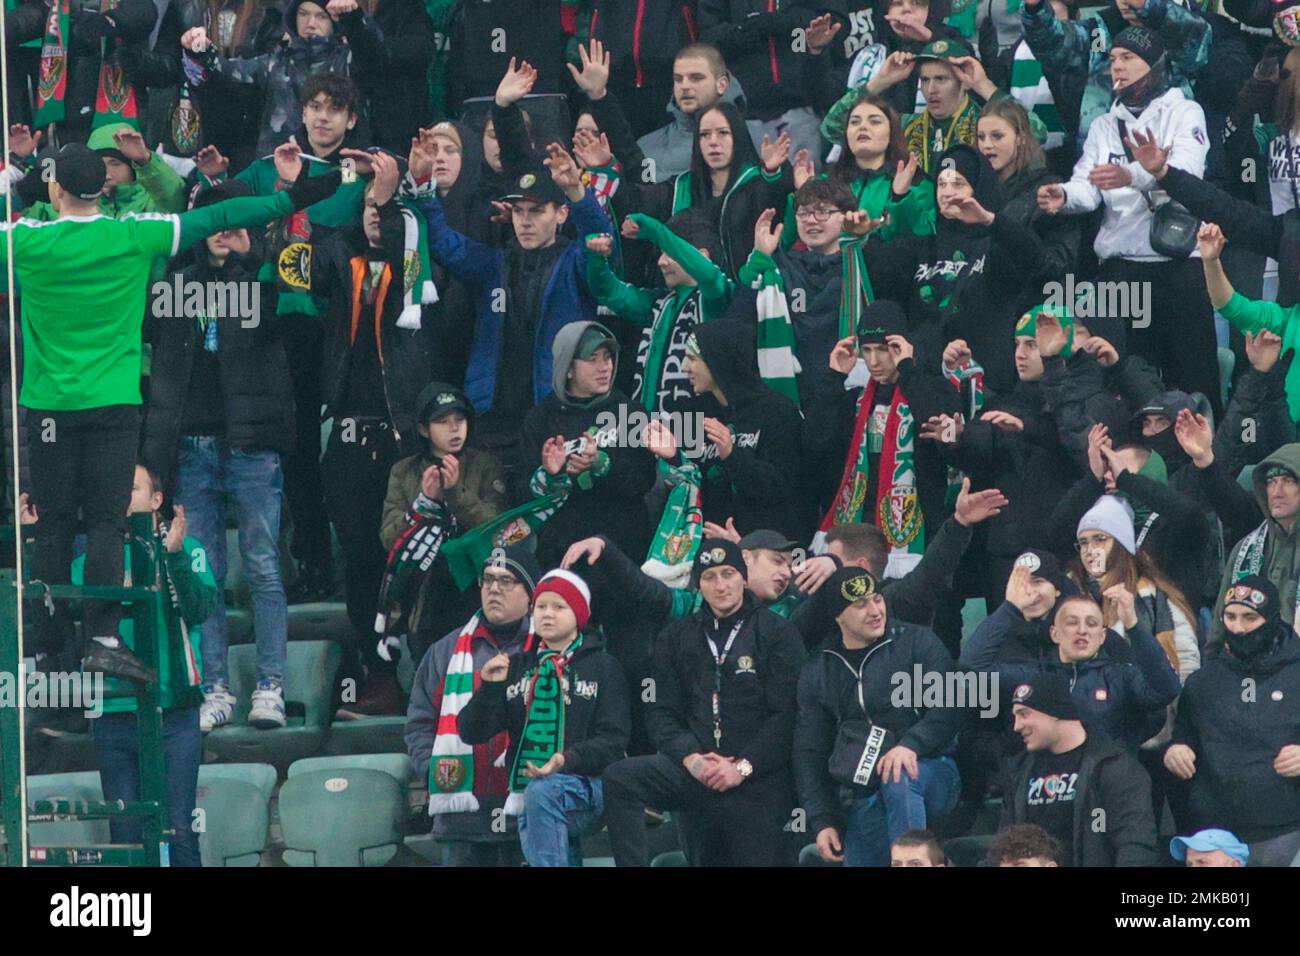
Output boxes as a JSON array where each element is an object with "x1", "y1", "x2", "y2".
[
  {"x1": 516, "y1": 321, "x2": 656, "y2": 570},
  {"x1": 686, "y1": 319, "x2": 809, "y2": 541}
]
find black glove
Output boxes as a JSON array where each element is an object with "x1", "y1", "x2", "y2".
[
  {"x1": 71, "y1": 9, "x2": 118, "y2": 42},
  {"x1": 286, "y1": 164, "x2": 342, "y2": 211}
]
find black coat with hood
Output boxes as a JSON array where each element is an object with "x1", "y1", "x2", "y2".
[
  {"x1": 862, "y1": 145, "x2": 1051, "y2": 397},
  {"x1": 697, "y1": 1, "x2": 822, "y2": 120},
  {"x1": 685, "y1": 319, "x2": 809, "y2": 541},
  {"x1": 363, "y1": 0, "x2": 435, "y2": 152},
  {"x1": 516, "y1": 321, "x2": 657, "y2": 570},
  {"x1": 793, "y1": 610, "x2": 963, "y2": 835},
  {"x1": 1001, "y1": 731, "x2": 1160, "y2": 867},
  {"x1": 458, "y1": 631, "x2": 632, "y2": 780},
  {"x1": 1172, "y1": 631, "x2": 1300, "y2": 843}
]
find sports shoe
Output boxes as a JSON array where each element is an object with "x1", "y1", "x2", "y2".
[
  {"x1": 199, "y1": 684, "x2": 237, "y2": 734},
  {"x1": 248, "y1": 678, "x2": 286, "y2": 729}
]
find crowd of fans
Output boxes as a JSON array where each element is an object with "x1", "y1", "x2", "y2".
[{"x1": 7, "y1": 0, "x2": 1300, "y2": 868}]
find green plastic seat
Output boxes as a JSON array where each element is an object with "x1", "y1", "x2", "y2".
[
  {"x1": 960, "y1": 597, "x2": 988, "y2": 644},
  {"x1": 26, "y1": 771, "x2": 108, "y2": 847},
  {"x1": 204, "y1": 640, "x2": 342, "y2": 769},
  {"x1": 323, "y1": 637, "x2": 414, "y2": 756},
  {"x1": 798, "y1": 842, "x2": 832, "y2": 866},
  {"x1": 287, "y1": 602, "x2": 355, "y2": 644},
  {"x1": 195, "y1": 763, "x2": 277, "y2": 866},
  {"x1": 1218, "y1": 347, "x2": 1235, "y2": 409},
  {"x1": 943, "y1": 834, "x2": 994, "y2": 868},
  {"x1": 288, "y1": 754, "x2": 410, "y2": 785},
  {"x1": 1238, "y1": 463, "x2": 1255, "y2": 493},
  {"x1": 650, "y1": 849, "x2": 687, "y2": 867},
  {"x1": 278, "y1": 767, "x2": 405, "y2": 867}
]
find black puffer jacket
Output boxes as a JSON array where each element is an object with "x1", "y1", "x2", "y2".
[
  {"x1": 364, "y1": 0, "x2": 436, "y2": 152},
  {"x1": 1001, "y1": 732, "x2": 1160, "y2": 867},
  {"x1": 793, "y1": 615, "x2": 963, "y2": 834},
  {"x1": 141, "y1": 250, "x2": 294, "y2": 489},
  {"x1": 459, "y1": 631, "x2": 632, "y2": 779},
  {"x1": 685, "y1": 319, "x2": 809, "y2": 541},
  {"x1": 651, "y1": 591, "x2": 807, "y2": 776},
  {"x1": 1172, "y1": 632, "x2": 1300, "y2": 843}
]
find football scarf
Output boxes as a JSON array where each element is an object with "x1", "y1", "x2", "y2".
[
  {"x1": 1009, "y1": 40, "x2": 1065, "y2": 151},
  {"x1": 504, "y1": 633, "x2": 584, "y2": 816},
  {"x1": 261, "y1": 205, "x2": 317, "y2": 316},
  {"x1": 91, "y1": 0, "x2": 141, "y2": 131},
  {"x1": 397, "y1": 202, "x2": 438, "y2": 329},
  {"x1": 905, "y1": 97, "x2": 978, "y2": 175},
  {"x1": 169, "y1": 81, "x2": 202, "y2": 156},
  {"x1": 815, "y1": 380, "x2": 924, "y2": 577},
  {"x1": 374, "y1": 492, "x2": 454, "y2": 644},
  {"x1": 745, "y1": 249, "x2": 802, "y2": 406},
  {"x1": 426, "y1": 614, "x2": 510, "y2": 815},
  {"x1": 441, "y1": 492, "x2": 569, "y2": 591},
  {"x1": 839, "y1": 233, "x2": 878, "y2": 340},
  {"x1": 642, "y1": 459, "x2": 704, "y2": 588},
  {"x1": 33, "y1": 0, "x2": 71, "y2": 127},
  {"x1": 635, "y1": 289, "x2": 703, "y2": 416},
  {"x1": 941, "y1": 357, "x2": 985, "y2": 507}
]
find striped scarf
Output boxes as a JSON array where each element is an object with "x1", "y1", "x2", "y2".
[
  {"x1": 426, "y1": 615, "x2": 510, "y2": 815},
  {"x1": 642, "y1": 459, "x2": 704, "y2": 587},
  {"x1": 747, "y1": 250, "x2": 802, "y2": 406},
  {"x1": 504, "y1": 633, "x2": 584, "y2": 816},
  {"x1": 1009, "y1": 40, "x2": 1065, "y2": 152},
  {"x1": 905, "y1": 98, "x2": 979, "y2": 175}
]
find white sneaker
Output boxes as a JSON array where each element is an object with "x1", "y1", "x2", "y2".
[
  {"x1": 199, "y1": 685, "x2": 237, "y2": 734},
  {"x1": 248, "y1": 679, "x2": 286, "y2": 729}
]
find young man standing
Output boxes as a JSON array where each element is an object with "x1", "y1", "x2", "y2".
[
  {"x1": 999, "y1": 672, "x2": 1159, "y2": 866},
  {"x1": 601, "y1": 538, "x2": 807, "y2": 866},
  {"x1": 459, "y1": 569, "x2": 630, "y2": 867},
  {"x1": 13, "y1": 141, "x2": 339, "y2": 680}
]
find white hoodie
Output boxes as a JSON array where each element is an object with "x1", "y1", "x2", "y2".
[{"x1": 1061, "y1": 86, "x2": 1208, "y2": 263}]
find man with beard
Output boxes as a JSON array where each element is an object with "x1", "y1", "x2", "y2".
[{"x1": 1165, "y1": 575, "x2": 1300, "y2": 866}]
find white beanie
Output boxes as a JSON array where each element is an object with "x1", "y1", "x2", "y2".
[{"x1": 1077, "y1": 495, "x2": 1137, "y2": 555}]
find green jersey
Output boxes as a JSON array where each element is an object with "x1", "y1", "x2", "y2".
[{"x1": 3, "y1": 191, "x2": 297, "y2": 411}]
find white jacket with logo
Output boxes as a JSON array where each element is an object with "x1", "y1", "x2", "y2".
[{"x1": 1061, "y1": 86, "x2": 1209, "y2": 263}]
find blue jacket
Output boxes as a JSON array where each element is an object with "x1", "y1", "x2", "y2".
[
  {"x1": 414, "y1": 189, "x2": 612, "y2": 414},
  {"x1": 961, "y1": 601, "x2": 1181, "y2": 750}
]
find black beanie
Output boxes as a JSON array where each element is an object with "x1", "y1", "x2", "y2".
[
  {"x1": 856, "y1": 299, "x2": 909, "y2": 345},
  {"x1": 1012, "y1": 550, "x2": 1076, "y2": 599},
  {"x1": 823, "y1": 566, "x2": 883, "y2": 620},
  {"x1": 1010, "y1": 672, "x2": 1080, "y2": 722},
  {"x1": 1112, "y1": 26, "x2": 1166, "y2": 68},
  {"x1": 933, "y1": 142, "x2": 982, "y2": 189},
  {"x1": 483, "y1": 542, "x2": 541, "y2": 596},
  {"x1": 1222, "y1": 574, "x2": 1280, "y2": 625},
  {"x1": 691, "y1": 538, "x2": 747, "y2": 589}
]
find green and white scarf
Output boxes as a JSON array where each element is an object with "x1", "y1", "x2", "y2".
[
  {"x1": 1009, "y1": 40, "x2": 1065, "y2": 151},
  {"x1": 642, "y1": 459, "x2": 704, "y2": 588},
  {"x1": 504, "y1": 634, "x2": 584, "y2": 816},
  {"x1": 441, "y1": 491, "x2": 569, "y2": 591},
  {"x1": 744, "y1": 249, "x2": 802, "y2": 406}
]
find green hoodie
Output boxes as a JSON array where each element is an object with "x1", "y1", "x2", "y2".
[
  {"x1": 1218, "y1": 292, "x2": 1300, "y2": 423},
  {"x1": 1210, "y1": 442, "x2": 1300, "y2": 646}
]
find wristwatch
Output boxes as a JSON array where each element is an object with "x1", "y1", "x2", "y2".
[{"x1": 735, "y1": 758, "x2": 754, "y2": 779}]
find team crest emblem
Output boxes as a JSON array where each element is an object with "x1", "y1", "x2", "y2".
[
  {"x1": 878, "y1": 485, "x2": 922, "y2": 548},
  {"x1": 834, "y1": 473, "x2": 869, "y2": 525},
  {"x1": 37, "y1": 18, "x2": 67, "y2": 106},
  {"x1": 99, "y1": 60, "x2": 131, "y2": 113},
  {"x1": 664, "y1": 533, "x2": 691, "y2": 563},
  {"x1": 933, "y1": 40, "x2": 949, "y2": 53},
  {"x1": 403, "y1": 249, "x2": 419, "y2": 289},
  {"x1": 1012, "y1": 683, "x2": 1032, "y2": 703},
  {"x1": 1015, "y1": 312, "x2": 1033, "y2": 333},
  {"x1": 432, "y1": 757, "x2": 466, "y2": 792},
  {"x1": 493, "y1": 518, "x2": 533, "y2": 548},
  {"x1": 736, "y1": 656, "x2": 755, "y2": 673},
  {"x1": 277, "y1": 242, "x2": 312, "y2": 291},
  {"x1": 1014, "y1": 552, "x2": 1041, "y2": 572},
  {"x1": 437, "y1": 392, "x2": 455, "y2": 404},
  {"x1": 840, "y1": 573, "x2": 874, "y2": 602},
  {"x1": 519, "y1": 173, "x2": 536, "y2": 190}
]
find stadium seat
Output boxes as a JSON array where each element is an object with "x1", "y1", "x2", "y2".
[
  {"x1": 26, "y1": 771, "x2": 108, "y2": 847},
  {"x1": 651, "y1": 849, "x2": 687, "y2": 866},
  {"x1": 195, "y1": 763, "x2": 277, "y2": 866},
  {"x1": 278, "y1": 767, "x2": 405, "y2": 866},
  {"x1": 943, "y1": 834, "x2": 994, "y2": 868},
  {"x1": 288, "y1": 753, "x2": 410, "y2": 785},
  {"x1": 204, "y1": 640, "x2": 343, "y2": 769},
  {"x1": 286, "y1": 602, "x2": 355, "y2": 644},
  {"x1": 960, "y1": 597, "x2": 988, "y2": 642},
  {"x1": 1238, "y1": 464, "x2": 1255, "y2": 493},
  {"x1": 323, "y1": 638, "x2": 416, "y2": 756},
  {"x1": 798, "y1": 843, "x2": 832, "y2": 866},
  {"x1": 1217, "y1": 348, "x2": 1235, "y2": 409}
]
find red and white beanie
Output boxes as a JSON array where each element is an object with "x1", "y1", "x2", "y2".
[{"x1": 532, "y1": 569, "x2": 592, "y2": 630}]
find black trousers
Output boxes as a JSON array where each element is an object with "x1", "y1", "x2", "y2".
[
  {"x1": 602, "y1": 753, "x2": 798, "y2": 867},
  {"x1": 281, "y1": 321, "x2": 332, "y2": 569},
  {"x1": 1098, "y1": 257, "x2": 1223, "y2": 421},
  {"x1": 321, "y1": 417, "x2": 400, "y2": 673},
  {"x1": 24, "y1": 404, "x2": 139, "y2": 642}
]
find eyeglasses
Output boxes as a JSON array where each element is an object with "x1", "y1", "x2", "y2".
[
  {"x1": 479, "y1": 573, "x2": 522, "y2": 593},
  {"x1": 795, "y1": 205, "x2": 842, "y2": 222},
  {"x1": 1074, "y1": 534, "x2": 1111, "y2": 552}
]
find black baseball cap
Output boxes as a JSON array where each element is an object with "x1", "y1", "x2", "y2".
[
  {"x1": 499, "y1": 166, "x2": 568, "y2": 206},
  {"x1": 416, "y1": 382, "x2": 473, "y2": 423},
  {"x1": 54, "y1": 143, "x2": 106, "y2": 201},
  {"x1": 738, "y1": 530, "x2": 801, "y2": 553}
]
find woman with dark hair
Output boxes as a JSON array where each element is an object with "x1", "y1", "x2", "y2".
[
  {"x1": 975, "y1": 97, "x2": 1079, "y2": 305},
  {"x1": 611, "y1": 100, "x2": 793, "y2": 280}
]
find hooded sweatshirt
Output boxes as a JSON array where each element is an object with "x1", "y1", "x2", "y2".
[
  {"x1": 686, "y1": 319, "x2": 809, "y2": 541},
  {"x1": 518, "y1": 321, "x2": 656, "y2": 569},
  {"x1": 1210, "y1": 443, "x2": 1300, "y2": 645},
  {"x1": 632, "y1": 75, "x2": 766, "y2": 184}
]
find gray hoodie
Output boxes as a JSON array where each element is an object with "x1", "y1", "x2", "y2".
[
  {"x1": 635, "y1": 76, "x2": 766, "y2": 184},
  {"x1": 549, "y1": 320, "x2": 620, "y2": 400}
]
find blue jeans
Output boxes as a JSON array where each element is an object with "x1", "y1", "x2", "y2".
[
  {"x1": 843, "y1": 755, "x2": 961, "y2": 868},
  {"x1": 518, "y1": 774, "x2": 605, "y2": 868},
  {"x1": 174, "y1": 437, "x2": 287, "y2": 687},
  {"x1": 92, "y1": 708, "x2": 203, "y2": 867}
]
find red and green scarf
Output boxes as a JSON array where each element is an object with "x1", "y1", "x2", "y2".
[
  {"x1": 35, "y1": 0, "x2": 140, "y2": 130},
  {"x1": 815, "y1": 379, "x2": 925, "y2": 577},
  {"x1": 503, "y1": 633, "x2": 584, "y2": 816}
]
